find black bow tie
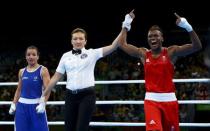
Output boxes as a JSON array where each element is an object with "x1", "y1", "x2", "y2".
[{"x1": 72, "y1": 49, "x2": 82, "y2": 55}]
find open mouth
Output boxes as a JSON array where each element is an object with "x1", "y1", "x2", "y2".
[{"x1": 151, "y1": 41, "x2": 158, "y2": 48}]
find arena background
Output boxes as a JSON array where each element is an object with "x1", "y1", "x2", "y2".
[{"x1": 0, "y1": 0, "x2": 210, "y2": 131}]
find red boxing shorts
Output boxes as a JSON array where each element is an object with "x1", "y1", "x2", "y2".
[{"x1": 144, "y1": 100, "x2": 179, "y2": 131}]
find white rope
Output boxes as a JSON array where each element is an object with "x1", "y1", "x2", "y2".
[
  {"x1": 1, "y1": 79, "x2": 210, "y2": 127},
  {"x1": 0, "y1": 78, "x2": 210, "y2": 86},
  {"x1": 0, "y1": 121, "x2": 210, "y2": 127},
  {"x1": 1, "y1": 100, "x2": 210, "y2": 105}
]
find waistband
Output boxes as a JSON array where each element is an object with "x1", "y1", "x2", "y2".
[
  {"x1": 18, "y1": 97, "x2": 40, "y2": 104},
  {"x1": 67, "y1": 86, "x2": 94, "y2": 94},
  {"x1": 145, "y1": 92, "x2": 177, "y2": 102}
]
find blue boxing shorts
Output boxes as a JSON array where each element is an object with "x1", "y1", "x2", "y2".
[{"x1": 15, "y1": 98, "x2": 48, "y2": 131}]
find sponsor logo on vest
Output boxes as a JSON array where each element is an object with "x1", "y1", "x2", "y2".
[
  {"x1": 162, "y1": 56, "x2": 166, "y2": 62},
  {"x1": 149, "y1": 120, "x2": 156, "y2": 125},
  {"x1": 33, "y1": 76, "x2": 38, "y2": 81},
  {"x1": 171, "y1": 125, "x2": 175, "y2": 131},
  {"x1": 22, "y1": 77, "x2": 28, "y2": 80}
]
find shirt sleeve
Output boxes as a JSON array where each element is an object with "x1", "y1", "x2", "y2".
[
  {"x1": 56, "y1": 54, "x2": 66, "y2": 74},
  {"x1": 94, "y1": 48, "x2": 103, "y2": 60}
]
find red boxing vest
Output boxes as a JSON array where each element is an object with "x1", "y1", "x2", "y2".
[{"x1": 144, "y1": 48, "x2": 175, "y2": 93}]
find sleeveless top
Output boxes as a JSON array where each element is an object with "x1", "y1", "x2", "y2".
[
  {"x1": 20, "y1": 65, "x2": 43, "y2": 99},
  {"x1": 144, "y1": 48, "x2": 175, "y2": 93}
]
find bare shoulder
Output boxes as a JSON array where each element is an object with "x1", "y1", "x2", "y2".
[
  {"x1": 138, "y1": 47, "x2": 148, "y2": 56},
  {"x1": 167, "y1": 45, "x2": 179, "y2": 55},
  {"x1": 41, "y1": 66, "x2": 49, "y2": 73},
  {"x1": 139, "y1": 47, "x2": 148, "y2": 51},
  {"x1": 138, "y1": 47, "x2": 148, "y2": 62},
  {"x1": 18, "y1": 68, "x2": 25, "y2": 78},
  {"x1": 168, "y1": 45, "x2": 179, "y2": 50},
  {"x1": 41, "y1": 66, "x2": 48, "y2": 70},
  {"x1": 19, "y1": 68, "x2": 25, "y2": 74}
]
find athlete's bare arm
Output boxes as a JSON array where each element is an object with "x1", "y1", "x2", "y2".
[{"x1": 168, "y1": 13, "x2": 202, "y2": 59}]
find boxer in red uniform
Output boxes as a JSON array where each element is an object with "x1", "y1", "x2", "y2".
[{"x1": 118, "y1": 10, "x2": 202, "y2": 131}]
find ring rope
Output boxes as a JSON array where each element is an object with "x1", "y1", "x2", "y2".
[
  {"x1": 1, "y1": 78, "x2": 210, "y2": 127},
  {"x1": 0, "y1": 121, "x2": 210, "y2": 127},
  {"x1": 1, "y1": 100, "x2": 210, "y2": 105},
  {"x1": 0, "y1": 78, "x2": 210, "y2": 86}
]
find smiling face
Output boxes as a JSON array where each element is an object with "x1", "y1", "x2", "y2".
[{"x1": 147, "y1": 25, "x2": 164, "y2": 52}]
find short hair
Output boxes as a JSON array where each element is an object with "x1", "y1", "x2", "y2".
[
  {"x1": 71, "y1": 28, "x2": 87, "y2": 40},
  {"x1": 148, "y1": 25, "x2": 163, "y2": 35},
  {"x1": 25, "y1": 45, "x2": 40, "y2": 56}
]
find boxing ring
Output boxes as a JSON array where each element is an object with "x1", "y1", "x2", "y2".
[{"x1": 1, "y1": 78, "x2": 210, "y2": 128}]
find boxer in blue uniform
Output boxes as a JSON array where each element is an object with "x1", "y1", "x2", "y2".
[{"x1": 9, "y1": 45, "x2": 50, "y2": 131}]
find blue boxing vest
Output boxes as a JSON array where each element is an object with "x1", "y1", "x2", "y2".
[{"x1": 20, "y1": 65, "x2": 43, "y2": 99}]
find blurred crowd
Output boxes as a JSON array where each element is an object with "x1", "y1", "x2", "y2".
[{"x1": 0, "y1": 48, "x2": 209, "y2": 131}]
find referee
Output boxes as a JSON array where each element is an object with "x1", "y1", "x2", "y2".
[{"x1": 36, "y1": 27, "x2": 120, "y2": 131}]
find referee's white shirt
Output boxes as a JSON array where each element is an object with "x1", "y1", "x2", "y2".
[{"x1": 56, "y1": 48, "x2": 103, "y2": 90}]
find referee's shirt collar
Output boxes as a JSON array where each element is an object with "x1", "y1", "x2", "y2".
[
  {"x1": 72, "y1": 48, "x2": 86, "y2": 55},
  {"x1": 72, "y1": 47, "x2": 86, "y2": 51}
]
